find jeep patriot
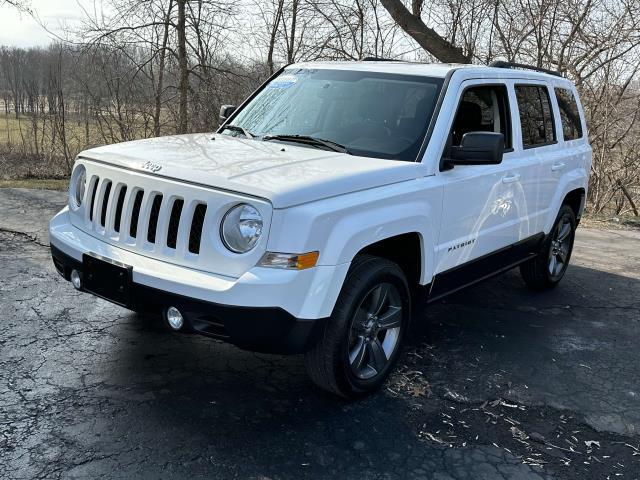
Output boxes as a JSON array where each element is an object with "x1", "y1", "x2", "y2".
[{"x1": 50, "y1": 60, "x2": 591, "y2": 397}]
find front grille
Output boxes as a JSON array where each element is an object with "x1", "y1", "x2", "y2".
[
  {"x1": 189, "y1": 204, "x2": 207, "y2": 254},
  {"x1": 100, "y1": 181, "x2": 112, "y2": 227},
  {"x1": 88, "y1": 176, "x2": 208, "y2": 255},
  {"x1": 167, "y1": 199, "x2": 184, "y2": 249},
  {"x1": 147, "y1": 194, "x2": 163, "y2": 243},
  {"x1": 72, "y1": 161, "x2": 271, "y2": 279},
  {"x1": 88, "y1": 178, "x2": 99, "y2": 221},
  {"x1": 113, "y1": 186, "x2": 127, "y2": 233},
  {"x1": 129, "y1": 190, "x2": 144, "y2": 238}
]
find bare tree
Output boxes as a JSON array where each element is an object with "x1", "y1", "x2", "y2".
[
  {"x1": 1, "y1": 0, "x2": 639, "y2": 213},
  {"x1": 176, "y1": 0, "x2": 189, "y2": 133}
]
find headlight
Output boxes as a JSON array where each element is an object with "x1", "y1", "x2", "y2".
[
  {"x1": 69, "y1": 164, "x2": 86, "y2": 210},
  {"x1": 220, "y1": 203, "x2": 263, "y2": 253}
]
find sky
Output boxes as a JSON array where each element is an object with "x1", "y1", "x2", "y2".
[{"x1": 0, "y1": 0, "x2": 95, "y2": 48}]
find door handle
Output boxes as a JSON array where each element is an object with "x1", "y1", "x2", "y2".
[
  {"x1": 501, "y1": 173, "x2": 521, "y2": 184},
  {"x1": 551, "y1": 162, "x2": 566, "y2": 172}
]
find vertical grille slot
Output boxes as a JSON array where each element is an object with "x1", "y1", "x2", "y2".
[
  {"x1": 100, "y1": 181, "x2": 112, "y2": 227},
  {"x1": 88, "y1": 177, "x2": 99, "y2": 221},
  {"x1": 113, "y1": 186, "x2": 127, "y2": 233},
  {"x1": 188, "y1": 203, "x2": 207, "y2": 254},
  {"x1": 147, "y1": 194, "x2": 163, "y2": 243},
  {"x1": 129, "y1": 190, "x2": 144, "y2": 238},
  {"x1": 166, "y1": 198, "x2": 184, "y2": 249}
]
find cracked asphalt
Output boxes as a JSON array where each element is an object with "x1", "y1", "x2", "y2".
[{"x1": 1, "y1": 187, "x2": 639, "y2": 480}]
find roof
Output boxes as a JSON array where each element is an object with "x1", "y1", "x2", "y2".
[
  {"x1": 286, "y1": 61, "x2": 568, "y2": 83},
  {"x1": 287, "y1": 61, "x2": 457, "y2": 78}
]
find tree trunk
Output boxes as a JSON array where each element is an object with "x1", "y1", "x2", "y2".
[
  {"x1": 177, "y1": 0, "x2": 189, "y2": 134},
  {"x1": 267, "y1": 0, "x2": 284, "y2": 75},
  {"x1": 380, "y1": 0, "x2": 470, "y2": 63},
  {"x1": 154, "y1": 0, "x2": 174, "y2": 137},
  {"x1": 287, "y1": 0, "x2": 299, "y2": 64}
]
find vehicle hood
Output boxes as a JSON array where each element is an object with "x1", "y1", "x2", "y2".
[{"x1": 78, "y1": 133, "x2": 423, "y2": 208}]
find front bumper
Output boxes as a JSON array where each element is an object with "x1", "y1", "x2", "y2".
[{"x1": 49, "y1": 208, "x2": 349, "y2": 353}]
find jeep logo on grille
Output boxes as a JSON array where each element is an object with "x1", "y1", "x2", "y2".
[{"x1": 141, "y1": 161, "x2": 162, "y2": 173}]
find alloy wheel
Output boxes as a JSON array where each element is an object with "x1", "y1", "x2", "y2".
[
  {"x1": 548, "y1": 215, "x2": 573, "y2": 278},
  {"x1": 347, "y1": 282, "x2": 403, "y2": 380}
]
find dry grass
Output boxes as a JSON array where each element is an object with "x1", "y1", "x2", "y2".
[
  {"x1": 581, "y1": 213, "x2": 640, "y2": 231},
  {"x1": 0, "y1": 112, "x2": 172, "y2": 180},
  {"x1": 0, "y1": 112, "x2": 117, "y2": 180},
  {"x1": 0, "y1": 178, "x2": 69, "y2": 190},
  {"x1": 0, "y1": 112, "x2": 96, "y2": 155},
  {"x1": 0, "y1": 147, "x2": 70, "y2": 180}
]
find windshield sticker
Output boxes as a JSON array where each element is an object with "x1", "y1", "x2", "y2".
[{"x1": 268, "y1": 74, "x2": 298, "y2": 89}]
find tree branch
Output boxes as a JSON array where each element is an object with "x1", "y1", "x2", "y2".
[{"x1": 380, "y1": 0, "x2": 470, "y2": 63}]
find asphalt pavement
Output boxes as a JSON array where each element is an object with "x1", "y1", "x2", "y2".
[{"x1": 1, "y1": 187, "x2": 639, "y2": 479}]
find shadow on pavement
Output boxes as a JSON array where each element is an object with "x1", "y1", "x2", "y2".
[
  {"x1": 2, "y1": 221, "x2": 638, "y2": 480},
  {"x1": 85, "y1": 264, "x2": 638, "y2": 479}
]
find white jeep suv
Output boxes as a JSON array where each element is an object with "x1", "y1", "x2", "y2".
[{"x1": 50, "y1": 60, "x2": 591, "y2": 397}]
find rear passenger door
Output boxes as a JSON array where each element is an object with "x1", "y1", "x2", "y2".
[
  {"x1": 538, "y1": 86, "x2": 586, "y2": 231},
  {"x1": 513, "y1": 83, "x2": 562, "y2": 233}
]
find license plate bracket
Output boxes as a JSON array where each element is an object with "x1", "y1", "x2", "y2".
[{"x1": 83, "y1": 253, "x2": 132, "y2": 307}]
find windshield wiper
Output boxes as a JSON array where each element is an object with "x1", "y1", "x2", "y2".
[
  {"x1": 219, "y1": 124, "x2": 254, "y2": 139},
  {"x1": 262, "y1": 134, "x2": 350, "y2": 154}
]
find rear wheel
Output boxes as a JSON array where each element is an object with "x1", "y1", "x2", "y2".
[
  {"x1": 304, "y1": 255, "x2": 410, "y2": 398},
  {"x1": 520, "y1": 204, "x2": 576, "y2": 290}
]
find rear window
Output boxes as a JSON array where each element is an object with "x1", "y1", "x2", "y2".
[
  {"x1": 554, "y1": 88, "x2": 583, "y2": 141},
  {"x1": 515, "y1": 85, "x2": 556, "y2": 148}
]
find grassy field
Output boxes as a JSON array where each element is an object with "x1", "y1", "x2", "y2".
[
  {"x1": 0, "y1": 110, "x2": 173, "y2": 152},
  {"x1": 0, "y1": 112, "x2": 97, "y2": 155},
  {"x1": 0, "y1": 113, "x2": 80, "y2": 180},
  {"x1": 0, "y1": 111, "x2": 179, "y2": 181},
  {"x1": 0, "y1": 111, "x2": 151, "y2": 181}
]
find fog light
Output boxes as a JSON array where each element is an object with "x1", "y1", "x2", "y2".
[
  {"x1": 165, "y1": 306, "x2": 184, "y2": 331},
  {"x1": 70, "y1": 269, "x2": 82, "y2": 290}
]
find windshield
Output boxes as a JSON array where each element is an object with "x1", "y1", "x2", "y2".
[{"x1": 225, "y1": 68, "x2": 443, "y2": 161}]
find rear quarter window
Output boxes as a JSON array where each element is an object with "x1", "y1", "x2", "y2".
[
  {"x1": 515, "y1": 85, "x2": 556, "y2": 148},
  {"x1": 554, "y1": 88, "x2": 583, "y2": 141}
]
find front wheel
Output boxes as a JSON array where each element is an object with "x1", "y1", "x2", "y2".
[
  {"x1": 304, "y1": 255, "x2": 410, "y2": 398},
  {"x1": 520, "y1": 204, "x2": 576, "y2": 290}
]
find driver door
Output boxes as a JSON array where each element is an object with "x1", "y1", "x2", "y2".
[{"x1": 432, "y1": 80, "x2": 539, "y2": 295}]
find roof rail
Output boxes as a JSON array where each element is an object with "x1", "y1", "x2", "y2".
[
  {"x1": 489, "y1": 60, "x2": 563, "y2": 78},
  {"x1": 361, "y1": 56, "x2": 400, "y2": 62}
]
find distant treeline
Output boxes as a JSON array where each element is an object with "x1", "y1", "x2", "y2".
[
  {"x1": 0, "y1": 43, "x2": 266, "y2": 172},
  {"x1": 0, "y1": 0, "x2": 639, "y2": 215}
]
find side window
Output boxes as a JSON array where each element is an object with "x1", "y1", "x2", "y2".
[
  {"x1": 515, "y1": 85, "x2": 556, "y2": 148},
  {"x1": 450, "y1": 85, "x2": 511, "y2": 149},
  {"x1": 554, "y1": 88, "x2": 583, "y2": 141}
]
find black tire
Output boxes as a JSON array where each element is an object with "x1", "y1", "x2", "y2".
[
  {"x1": 520, "y1": 204, "x2": 576, "y2": 290},
  {"x1": 304, "y1": 254, "x2": 411, "y2": 398}
]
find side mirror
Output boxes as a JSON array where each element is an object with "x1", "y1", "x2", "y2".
[
  {"x1": 219, "y1": 104, "x2": 236, "y2": 125},
  {"x1": 445, "y1": 132, "x2": 504, "y2": 167}
]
